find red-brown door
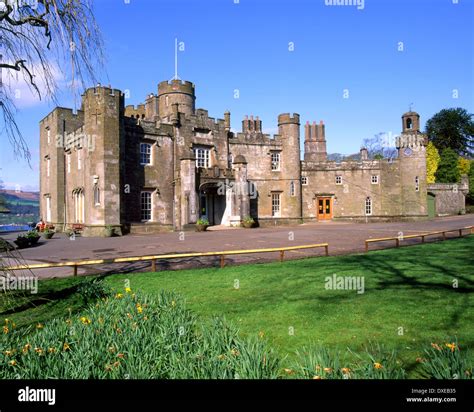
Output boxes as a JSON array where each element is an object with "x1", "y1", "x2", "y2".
[{"x1": 317, "y1": 197, "x2": 332, "y2": 220}]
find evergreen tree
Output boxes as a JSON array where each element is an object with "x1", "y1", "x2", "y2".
[{"x1": 435, "y1": 148, "x2": 460, "y2": 183}]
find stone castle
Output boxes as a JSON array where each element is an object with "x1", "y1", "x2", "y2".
[{"x1": 39, "y1": 79, "x2": 467, "y2": 236}]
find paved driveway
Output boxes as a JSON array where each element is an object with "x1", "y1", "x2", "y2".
[{"x1": 1, "y1": 215, "x2": 473, "y2": 279}]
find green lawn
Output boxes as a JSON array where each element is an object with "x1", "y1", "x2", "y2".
[{"x1": 2, "y1": 236, "x2": 473, "y2": 376}]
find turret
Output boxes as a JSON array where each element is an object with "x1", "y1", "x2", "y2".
[{"x1": 157, "y1": 79, "x2": 195, "y2": 120}]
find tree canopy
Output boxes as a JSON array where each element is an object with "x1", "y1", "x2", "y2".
[{"x1": 425, "y1": 108, "x2": 474, "y2": 157}]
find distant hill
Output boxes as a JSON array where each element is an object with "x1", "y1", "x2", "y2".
[
  {"x1": 0, "y1": 190, "x2": 40, "y2": 202},
  {"x1": 0, "y1": 190, "x2": 39, "y2": 224}
]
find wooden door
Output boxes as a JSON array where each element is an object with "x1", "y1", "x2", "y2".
[{"x1": 317, "y1": 197, "x2": 332, "y2": 220}]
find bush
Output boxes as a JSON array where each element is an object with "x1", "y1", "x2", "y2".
[
  {"x1": 196, "y1": 217, "x2": 209, "y2": 226},
  {"x1": 76, "y1": 278, "x2": 111, "y2": 304},
  {"x1": 0, "y1": 290, "x2": 279, "y2": 379}
]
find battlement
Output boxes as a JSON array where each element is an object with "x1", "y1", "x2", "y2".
[
  {"x1": 278, "y1": 113, "x2": 300, "y2": 125},
  {"x1": 125, "y1": 104, "x2": 146, "y2": 119},
  {"x1": 40, "y1": 107, "x2": 84, "y2": 125},
  {"x1": 83, "y1": 84, "x2": 122, "y2": 98},
  {"x1": 304, "y1": 120, "x2": 325, "y2": 141},
  {"x1": 158, "y1": 79, "x2": 195, "y2": 96}
]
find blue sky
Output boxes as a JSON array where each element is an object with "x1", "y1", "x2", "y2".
[{"x1": 1, "y1": 0, "x2": 473, "y2": 191}]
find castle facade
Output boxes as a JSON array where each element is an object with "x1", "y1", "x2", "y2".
[{"x1": 39, "y1": 79, "x2": 445, "y2": 236}]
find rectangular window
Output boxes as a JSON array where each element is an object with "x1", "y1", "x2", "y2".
[
  {"x1": 415, "y1": 176, "x2": 420, "y2": 192},
  {"x1": 46, "y1": 127, "x2": 51, "y2": 145},
  {"x1": 371, "y1": 175, "x2": 379, "y2": 184},
  {"x1": 271, "y1": 193, "x2": 281, "y2": 217},
  {"x1": 46, "y1": 158, "x2": 50, "y2": 177},
  {"x1": 77, "y1": 149, "x2": 82, "y2": 170},
  {"x1": 141, "y1": 191, "x2": 152, "y2": 221},
  {"x1": 46, "y1": 196, "x2": 51, "y2": 222},
  {"x1": 140, "y1": 143, "x2": 152, "y2": 165},
  {"x1": 94, "y1": 186, "x2": 101, "y2": 206},
  {"x1": 67, "y1": 153, "x2": 71, "y2": 173},
  {"x1": 335, "y1": 175, "x2": 342, "y2": 185},
  {"x1": 365, "y1": 197, "x2": 372, "y2": 216},
  {"x1": 290, "y1": 181, "x2": 296, "y2": 197},
  {"x1": 271, "y1": 152, "x2": 281, "y2": 171},
  {"x1": 301, "y1": 176, "x2": 308, "y2": 186},
  {"x1": 194, "y1": 147, "x2": 210, "y2": 168}
]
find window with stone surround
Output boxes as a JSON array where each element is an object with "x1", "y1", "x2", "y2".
[
  {"x1": 371, "y1": 175, "x2": 379, "y2": 184},
  {"x1": 271, "y1": 151, "x2": 281, "y2": 171},
  {"x1": 94, "y1": 185, "x2": 101, "y2": 206},
  {"x1": 141, "y1": 191, "x2": 152, "y2": 221},
  {"x1": 46, "y1": 127, "x2": 51, "y2": 145},
  {"x1": 140, "y1": 143, "x2": 152, "y2": 165},
  {"x1": 365, "y1": 197, "x2": 372, "y2": 216},
  {"x1": 335, "y1": 175, "x2": 342, "y2": 185},
  {"x1": 77, "y1": 149, "x2": 82, "y2": 170},
  {"x1": 67, "y1": 153, "x2": 71, "y2": 173},
  {"x1": 271, "y1": 192, "x2": 281, "y2": 217},
  {"x1": 415, "y1": 176, "x2": 420, "y2": 192},
  {"x1": 290, "y1": 181, "x2": 296, "y2": 197},
  {"x1": 301, "y1": 176, "x2": 308, "y2": 186},
  {"x1": 194, "y1": 147, "x2": 210, "y2": 168}
]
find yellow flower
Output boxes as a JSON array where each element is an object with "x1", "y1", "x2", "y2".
[
  {"x1": 108, "y1": 346, "x2": 116, "y2": 353},
  {"x1": 374, "y1": 362, "x2": 383, "y2": 370},
  {"x1": 80, "y1": 317, "x2": 91, "y2": 325},
  {"x1": 35, "y1": 347, "x2": 44, "y2": 355},
  {"x1": 63, "y1": 342, "x2": 70, "y2": 351},
  {"x1": 415, "y1": 357, "x2": 425, "y2": 363},
  {"x1": 22, "y1": 344, "x2": 31, "y2": 354},
  {"x1": 125, "y1": 287, "x2": 132, "y2": 294},
  {"x1": 313, "y1": 375, "x2": 322, "y2": 380},
  {"x1": 315, "y1": 365, "x2": 321, "y2": 371},
  {"x1": 36, "y1": 323, "x2": 44, "y2": 329},
  {"x1": 230, "y1": 348, "x2": 240, "y2": 356},
  {"x1": 171, "y1": 300, "x2": 176, "y2": 307},
  {"x1": 431, "y1": 342, "x2": 441, "y2": 351},
  {"x1": 65, "y1": 319, "x2": 72, "y2": 325},
  {"x1": 283, "y1": 368, "x2": 293, "y2": 375},
  {"x1": 112, "y1": 361, "x2": 121, "y2": 368},
  {"x1": 4, "y1": 318, "x2": 9, "y2": 324},
  {"x1": 217, "y1": 354, "x2": 226, "y2": 360},
  {"x1": 48, "y1": 347, "x2": 56, "y2": 353},
  {"x1": 4, "y1": 350, "x2": 13, "y2": 356},
  {"x1": 341, "y1": 367, "x2": 351, "y2": 374},
  {"x1": 323, "y1": 367, "x2": 333, "y2": 373},
  {"x1": 137, "y1": 305, "x2": 143, "y2": 314},
  {"x1": 258, "y1": 331, "x2": 265, "y2": 339},
  {"x1": 9, "y1": 360, "x2": 17, "y2": 366},
  {"x1": 115, "y1": 293, "x2": 123, "y2": 299},
  {"x1": 3, "y1": 326, "x2": 9, "y2": 334},
  {"x1": 445, "y1": 343, "x2": 457, "y2": 352}
]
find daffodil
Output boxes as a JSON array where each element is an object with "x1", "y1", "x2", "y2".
[
  {"x1": 431, "y1": 342, "x2": 441, "y2": 351},
  {"x1": 80, "y1": 317, "x2": 91, "y2": 325},
  {"x1": 3, "y1": 326, "x2": 9, "y2": 334},
  {"x1": 341, "y1": 367, "x2": 351, "y2": 374},
  {"x1": 9, "y1": 360, "x2": 17, "y2": 366},
  {"x1": 125, "y1": 287, "x2": 132, "y2": 294},
  {"x1": 313, "y1": 375, "x2": 322, "y2": 380},
  {"x1": 323, "y1": 367, "x2": 333, "y2": 373},
  {"x1": 36, "y1": 323, "x2": 44, "y2": 329},
  {"x1": 374, "y1": 362, "x2": 383, "y2": 370},
  {"x1": 63, "y1": 342, "x2": 70, "y2": 351},
  {"x1": 445, "y1": 343, "x2": 457, "y2": 352},
  {"x1": 115, "y1": 293, "x2": 123, "y2": 299}
]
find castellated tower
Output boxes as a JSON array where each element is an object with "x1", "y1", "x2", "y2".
[
  {"x1": 157, "y1": 79, "x2": 195, "y2": 120},
  {"x1": 82, "y1": 85, "x2": 124, "y2": 235},
  {"x1": 397, "y1": 111, "x2": 428, "y2": 218},
  {"x1": 304, "y1": 120, "x2": 327, "y2": 162},
  {"x1": 278, "y1": 113, "x2": 302, "y2": 219}
]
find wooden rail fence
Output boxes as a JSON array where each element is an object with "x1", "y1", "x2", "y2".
[
  {"x1": 365, "y1": 226, "x2": 473, "y2": 252},
  {"x1": 1, "y1": 243, "x2": 330, "y2": 277}
]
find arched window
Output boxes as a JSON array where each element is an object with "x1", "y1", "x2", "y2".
[
  {"x1": 365, "y1": 197, "x2": 372, "y2": 216},
  {"x1": 73, "y1": 188, "x2": 85, "y2": 223},
  {"x1": 94, "y1": 185, "x2": 101, "y2": 206},
  {"x1": 406, "y1": 118, "x2": 413, "y2": 130}
]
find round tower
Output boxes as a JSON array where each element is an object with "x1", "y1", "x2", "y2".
[{"x1": 157, "y1": 79, "x2": 195, "y2": 119}]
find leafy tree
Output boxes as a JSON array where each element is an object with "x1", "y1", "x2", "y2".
[
  {"x1": 0, "y1": 0, "x2": 105, "y2": 161},
  {"x1": 425, "y1": 108, "x2": 474, "y2": 157},
  {"x1": 435, "y1": 148, "x2": 460, "y2": 183},
  {"x1": 457, "y1": 157, "x2": 471, "y2": 176},
  {"x1": 426, "y1": 142, "x2": 440, "y2": 184},
  {"x1": 362, "y1": 133, "x2": 398, "y2": 159},
  {"x1": 467, "y1": 160, "x2": 474, "y2": 205}
]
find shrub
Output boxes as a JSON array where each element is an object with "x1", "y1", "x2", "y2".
[
  {"x1": 76, "y1": 278, "x2": 111, "y2": 304},
  {"x1": 0, "y1": 290, "x2": 279, "y2": 379},
  {"x1": 196, "y1": 217, "x2": 209, "y2": 226}
]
